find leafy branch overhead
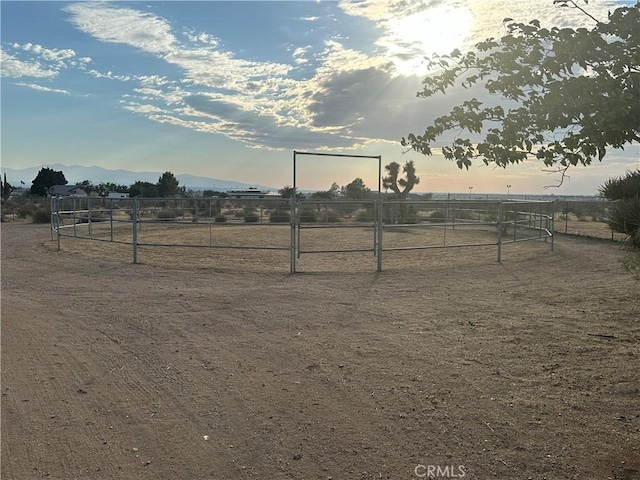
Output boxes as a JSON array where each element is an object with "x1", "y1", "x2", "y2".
[{"x1": 401, "y1": 3, "x2": 640, "y2": 170}]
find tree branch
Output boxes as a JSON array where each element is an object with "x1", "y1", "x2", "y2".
[{"x1": 542, "y1": 165, "x2": 571, "y2": 189}]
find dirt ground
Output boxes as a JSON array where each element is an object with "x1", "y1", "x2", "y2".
[{"x1": 2, "y1": 222, "x2": 639, "y2": 480}]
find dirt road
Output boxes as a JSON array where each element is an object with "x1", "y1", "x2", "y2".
[{"x1": 2, "y1": 223, "x2": 639, "y2": 479}]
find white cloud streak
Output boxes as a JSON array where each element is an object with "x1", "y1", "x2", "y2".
[
  {"x1": 54, "y1": 0, "x2": 635, "y2": 155},
  {"x1": 15, "y1": 82, "x2": 71, "y2": 95}
]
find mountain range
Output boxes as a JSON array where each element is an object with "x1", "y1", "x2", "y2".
[{"x1": 1, "y1": 164, "x2": 275, "y2": 192}]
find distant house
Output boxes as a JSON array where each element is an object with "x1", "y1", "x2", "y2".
[
  {"x1": 107, "y1": 192, "x2": 129, "y2": 199},
  {"x1": 227, "y1": 187, "x2": 270, "y2": 200},
  {"x1": 49, "y1": 185, "x2": 87, "y2": 197}
]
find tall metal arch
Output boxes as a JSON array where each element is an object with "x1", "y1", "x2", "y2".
[{"x1": 291, "y1": 151, "x2": 383, "y2": 273}]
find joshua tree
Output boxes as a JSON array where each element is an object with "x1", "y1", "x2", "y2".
[
  {"x1": 382, "y1": 161, "x2": 420, "y2": 223},
  {"x1": 382, "y1": 161, "x2": 420, "y2": 199},
  {"x1": 1, "y1": 173, "x2": 16, "y2": 204}
]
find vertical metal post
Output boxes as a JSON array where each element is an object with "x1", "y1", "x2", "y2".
[
  {"x1": 373, "y1": 200, "x2": 377, "y2": 256},
  {"x1": 56, "y1": 197, "x2": 61, "y2": 251},
  {"x1": 376, "y1": 156, "x2": 383, "y2": 271},
  {"x1": 497, "y1": 201, "x2": 503, "y2": 262},
  {"x1": 73, "y1": 198, "x2": 77, "y2": 237},
  {"x1": 297, "y1": 212, "x2": 302, "y2": 259},
  {"x1": 291, "y1": 151, "x2": 297, "y2": 273},
  {"x1": 376, "y1": 197, "x2": 383, "y2": 272},
  {"x1": 295, "y1": 154, "x2": 302, "y2": 261},
  {"x1": 50, "y1": 197, "x2": 54, "y2": 241},
  {"x1": 550, "y1": 201, "x2": 555, "y2": 252},
  {"x1": 539, "y1": 203, "x2": 543, "y2": 238},
  {"x1": 110, "y1": 199, "x2": 114, "y2": 242},
  {"x1": 209, "y1": 198, "x2": 213, "y2": 247},
  {"x1": 513, "y1": 207, "x2": 517, "y2": 242},
  {"x1": 564, "y1": 199, "x2": 569, "y2": 234},
  {"x1": 442, "y1": 203, "x2": 447, "y2": 246},
  {"x1": 88, "y1": 197, "x2": 92, "y2": 238},
  {"x1": 451, "y1": 198, "x2": 456, "y2": 230},
  {"x1": 132, "y1": 198, "x2": 138, "y2": 264}
]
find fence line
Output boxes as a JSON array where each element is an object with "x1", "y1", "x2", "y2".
[{"x1": 51, "y1": 196, "x2": 562, "y2": 272}]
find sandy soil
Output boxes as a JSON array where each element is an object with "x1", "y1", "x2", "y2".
[{"x1": 2, "y1": 222, "x2": 639, "y2": 480}]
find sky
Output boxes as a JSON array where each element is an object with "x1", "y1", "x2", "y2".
[{"x1": 1, "y1": 0, "x2": 638, "y2": 195}]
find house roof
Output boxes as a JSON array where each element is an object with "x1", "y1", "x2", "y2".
[{"x1": 50, "y1": 185, "x2": 86, "y2": 196}]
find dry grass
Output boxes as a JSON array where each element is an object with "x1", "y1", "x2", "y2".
[
  {"x1": 554, "y1": 213, "x2": 625, "y2": 241},
  {"x1": 55, "y1": 221, "x2": 555, "y2": 273}
]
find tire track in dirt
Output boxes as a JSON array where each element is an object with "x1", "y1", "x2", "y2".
[
  {"x1": 2, "y1": 226, "x2": 262, "y2": 478},
  {"x1": 3, "y1": 223, "x2": 639, "y2": 479}
]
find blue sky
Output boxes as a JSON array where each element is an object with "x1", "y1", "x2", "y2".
[{"x1": 1, "y1": 0, "x2": 638, "y2": 194}]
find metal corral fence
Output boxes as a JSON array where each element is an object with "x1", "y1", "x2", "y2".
[
  {"x1": 51, "y1": 196, "x2": 557, "y2": 272},
  {"x1": 553, "y1": 198, "x2": 621, "y2": 240}
]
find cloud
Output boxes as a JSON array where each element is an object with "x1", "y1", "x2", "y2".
[
  {"x1": 64, "y1": 2, "x2": 177, "y2": 54},
  {"x1": 19, "y1": 43, "x2": 76, "y2": 63},
  {"x1": 59, "y1": 2, "x2": 489, "y2": 152},
  {"x1": 292, "y1": 46, "x2": 311, "y2": 65},
  {"x1": 58, "y1": 0, "x2": 635, "y2": 159},
  {"x1": 1, "y1": 41, "x2": 90, "y2": 80},
  {"x1": 65, "y1": 2, "x2": 292, "y2": 93},
  {"x1": 183, "y1": 31, "x2": 220, "y2": 46},
  {"x1": 87, "y1": 69, "x2": 131, "y2": 81},
  {"x1": 15, "y1": 82, "x2": 70, "y2": 95},
  {"x1": 338, "y1": 0, "x2": 622, "y2": 77},
  {"x1": 1, "y1": 48, "x2": 60, "y2": 78}
]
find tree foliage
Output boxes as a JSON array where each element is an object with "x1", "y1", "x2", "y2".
[
  {"x1": 310, "y1": 182, "x2": 340, "y2": 200},
  {"x1": 30, "y1": 167, "x2": 67, "y2": 197},
  {"x1": 75, "y1": 181, "x2": 130, "y2": 196},
  {"x1": 278, "y1": 185, "x2": 301, "y2": 199},
  {"x1": 157, "y1": 171, "x2": 182, "y2": 197},
  {"x1": 129, "y1": 181, "x2": 158, "y2": 198},
  {"x1": 599, "y1": 169, "x2": 640, "y2": 201},
  {"x1": 341, "y1": 178, "x2": 371, "y2": 199},
  {"x1": 382, "y1": 161, "x2": 420, "y2": 198},
  {"x1": 402, "y1": 3, "x2": 640, "y2": 176},
  {"x1": 599, "y1": 169, "x2": 640, "y2": 249}
]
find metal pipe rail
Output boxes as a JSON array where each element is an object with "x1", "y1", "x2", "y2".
[{"x1": 51, "y1": 196, "x2": 555, "y2": 272}]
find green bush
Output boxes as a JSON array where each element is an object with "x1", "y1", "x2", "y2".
[
  {"x1": 454, "y1": 208, "x2": 476, "y2": 220},
  {"x1": 607, "y1": 196, "x2": 640, "y2": 249},
  {"x1": 156, "y1": 208, "x2": 177, "y2": 221},
  {"x1": 196, "y1": 205, "x2": 218, "y2": 218},
  {"x1": 31, "y1": 208, "x2": 51, "y2": 223},
  {"x1": 428, "y1": 210, "x2": 446, "y2": 222},
  {"x1": 269, "y1": 208, "x2": 291, "y2": 223},
  {"x1": 17, "y1": 204, "x2": 36, "y2": 219},
  {"x1": 318, "y1": 209, "x2": 341, "y2": 223},
  {"x1": 244, "y1": 209, "x2": 260, "y2": 223},
  {"x1": 299, "y1": 208, "x2": 317, "y2": 223},
  {"x1": 623, "y1": 248, "x2": 640, "y2": 281},
  {"x1": 354, "y1": 208, "x2": 374, "y2": 222},
  {"x1": 403, "y1": 210, "x2": 419, "y2": 224}
]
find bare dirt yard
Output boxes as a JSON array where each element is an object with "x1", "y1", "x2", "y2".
[{"x1": 2, "y1": 222, "x2": 639, "y2": 480}]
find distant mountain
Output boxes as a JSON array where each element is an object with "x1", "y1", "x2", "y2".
[{"x1": 1, "y1": 164, "x2": 275, "y2": 192}]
